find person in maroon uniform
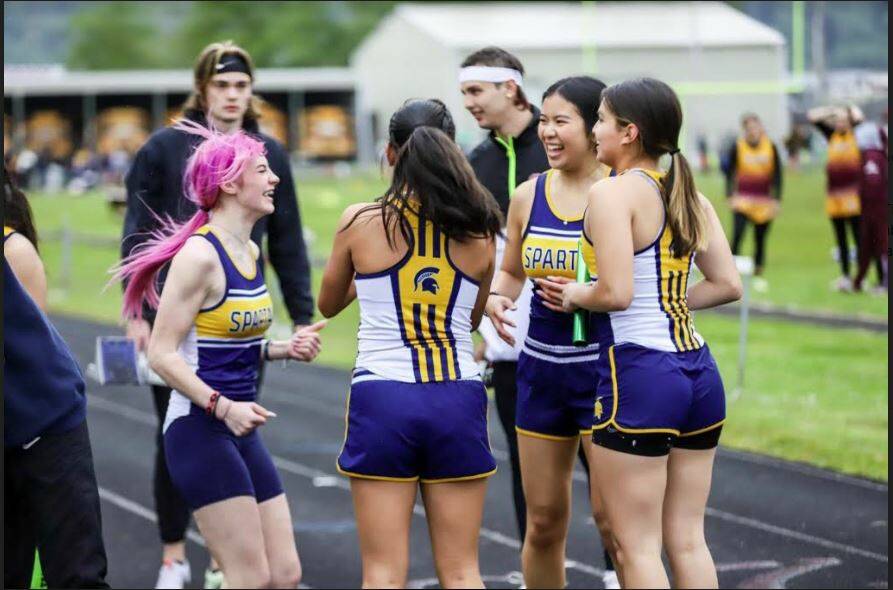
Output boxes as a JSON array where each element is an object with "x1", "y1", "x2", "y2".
[{"x1": 853, "y1": 119, "x2": 888, "y2": 293}]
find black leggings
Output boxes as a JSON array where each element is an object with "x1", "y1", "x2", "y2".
[
  {"x1": 491, "y1": 361, "x2": 614, "y2": 570},
  {"x1": 831, "y1": 216, "x2": 861, "y2": 277},
  {"x1": 731, "y1": 212, "x2": 771, "y2": 271}
]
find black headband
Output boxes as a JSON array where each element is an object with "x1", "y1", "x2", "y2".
[{"x1": 214, "y1": 54, "x2": 251, "y2": 77}]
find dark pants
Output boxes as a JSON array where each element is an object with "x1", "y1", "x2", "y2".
[
  {"x1": 151, "y1": 361, "x2": 266, "y2": 543},
  {"x1": 854, "y1": 202, "x2": 887, "y2": 290},
  {"x1": 491, "y1": 361, "x2": 612, "y2": 570},
  {"x1": 4, "y1": 421, "x2": 109, "y2": 589},
  {"x1": 831, "y1": 216, "x2": 861, "y2": 277},
  {"x1": 731, "y1": 212, "x2": 772, "y2": 272}
]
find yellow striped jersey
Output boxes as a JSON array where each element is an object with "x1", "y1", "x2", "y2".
[
  {"x1": 353, "y1": 204, "x2": 479, "y2": 384},
  {"x1": 164, "y1": 225, "x2": 273, "y2": 430},
  {"x1": 582, "y1": 169, "x2": 704, "y2": 353},
  {"x1": 520, "y1": 169, "x2": 599, "y2": 361}
]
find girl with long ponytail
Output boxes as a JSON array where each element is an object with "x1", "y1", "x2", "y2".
[
  {"x1": 318, "y1": 99, "x2": 501, "y2": 589},
  {"x1": 111, "y1": 121, "x2": 324, "y2": 588},
  {"x1": 537, "y1": 78, "x2": 742, "y2": 587}
]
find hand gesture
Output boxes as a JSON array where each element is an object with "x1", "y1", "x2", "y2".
[
  {"x1": 288, "y1": 319, "x2": 327, "y2": 362},
  {"x1": 219, "y1": 399, "x2": 275, "y2": 436},
  {"x1": 484, "y1": 294, "x2": 518, "y2": 347},
  {"x1": 535, "y1": 276, "x2": 580, "y2": 313}
]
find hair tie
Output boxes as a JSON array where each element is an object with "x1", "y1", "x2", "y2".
[
  {"x1": 199, "y1": 205, "x2": 211, "y2": 212},
  {"x1": 669, "y1": 148, "x2": 680, "y2": 156}
]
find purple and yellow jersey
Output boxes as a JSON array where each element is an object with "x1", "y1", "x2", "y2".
[
  {"x1": 163, "y1": 225, "x2": 273, "y2": 432},
  {"x1": 353, "y1": 205, "x2": 479, "y2": 384},
  {"x1": 4, "y1": 226, "x2": 16, "y2": 241},
  {"x1": 520, "y1": 170, "x2": 599, "y2": 361},
  {"x1": 582, "y1": 169, "x2": 704, "y2": 354}
]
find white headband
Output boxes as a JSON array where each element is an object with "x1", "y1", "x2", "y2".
[{"x1": 458, "y1": 66, "x2": 523, "y2": 87}]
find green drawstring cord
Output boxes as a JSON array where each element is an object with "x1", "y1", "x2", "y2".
[
  {"x1": 31, "y1": 550, "x2": 47, "y2": 589},
  {"x1": 494, "y1": 135, "x2": 517, "y2": 196}
]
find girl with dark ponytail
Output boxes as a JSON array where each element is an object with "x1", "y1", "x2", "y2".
[
  {"x1": 318, "y1": 99, "x2": 501, "y2": 589},
  {"x1": 537, "y1": 78, "x2": 742, "y2": 587}
]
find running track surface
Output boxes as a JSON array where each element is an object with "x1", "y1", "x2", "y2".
[{"x1": 56, "y1": 316, "x2": 888, "y2": 589}]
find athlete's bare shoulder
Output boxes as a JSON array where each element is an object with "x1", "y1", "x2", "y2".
[
  {"x1": 510, "y1": 176, "x2": 537, "y2": 207},
  {"x1": 172, "y1": 234, "x2": 219, "y2": 274},
  {"x1": 338, "y1": 201, "x2": 383, "y2": 233}
]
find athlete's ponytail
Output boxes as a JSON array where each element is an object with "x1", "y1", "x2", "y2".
[
  {"x1": 602, "y1": 78, "x2": 707, "y2": 257},
  {"x1": 112, "y1": 120, "x2": 266, "y2": 319},
  {"x1": 663, "y1": 150, "x2": 706, "y2": 257},
  {"x1": 346, "y1": 99, "x2": 501, "y2": 247}
]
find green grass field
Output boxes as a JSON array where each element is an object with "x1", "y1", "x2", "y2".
[{"x1": 27, "y1": 166, "x2": 888, "y2": 480}]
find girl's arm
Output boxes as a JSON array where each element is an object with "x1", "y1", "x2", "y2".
[
  {"x1": 484, "y1": 180, "x2": 535, "y2": 345},
  {"x1": 318, "y1": 204, "x2": 364, "y2": 318},
  {"x1": 470, "y1": 238, "x2": 497, "y2": 331},
  {"x1": 4, "y1": 234, "x2": 47, "y2": 312},
  {"x1": 686, "y1": 195, "x2": 743, "y2": 310},
  {"x1": 538, "y1": 179, "x2": 635, "y2": 313}
]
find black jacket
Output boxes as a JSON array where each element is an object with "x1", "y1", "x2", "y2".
[
  {"x1": 467, "y1": 107, "x2": 549, "y2": 217},
  {"x1": 121, "y1": 110, "x2": 314, "y2": 325}
]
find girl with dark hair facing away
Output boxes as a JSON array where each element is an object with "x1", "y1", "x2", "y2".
[
  {"x1": 112, "y1": 121, "x2": 325, "y2": 589},
  {"x1": 538, "y1": 78, "x2": 742, "y2": 588},
  {"x1": 484, "y1": 77, "x2": 617, "y2": 589},
  {"x1": 318, "y1": 99, "x2": 502, "y2": 589}
]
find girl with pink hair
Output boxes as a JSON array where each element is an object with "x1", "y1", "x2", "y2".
[{"x1": 113, "y1": 120, "x2": 325, "y2": 588}]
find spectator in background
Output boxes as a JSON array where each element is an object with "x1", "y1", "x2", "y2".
[
  {"x1": 724, "y1": 113, "x2": 783, "y2": 292},
  {"x1": 852, "y1": 118, "x2": 888, "y2": 293},
  {"x1": 4, "y1": 171, "x2": 109, "y2": 589},
  {"x1": 808, "y1": 105, "x2": 864, "y2": 292},
  {"x1": 120, "y1": 40, "x2": 314, "y2": 590},
  {"x1": 696, "y1": 133, "x2": 710, "y2": 172}
]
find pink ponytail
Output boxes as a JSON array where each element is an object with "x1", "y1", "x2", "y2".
[{"x1": 112, "y1": 120, "x2": 266, "y2": 319}]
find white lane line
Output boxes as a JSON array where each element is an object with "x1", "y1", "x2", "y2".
[
  {"x1": 88, "y1": 395, "x2": 888, "y2": 567},
  {"x1": 705, "y1": 507, "x2": 887, "y2": 563},
  {"x1": 97, "y1": 486, "x2": 206, "y2": 547}
]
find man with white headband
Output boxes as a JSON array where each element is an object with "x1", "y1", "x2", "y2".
[{"x1": 459, "y1": 46, "x2": 620, "y2": 589}]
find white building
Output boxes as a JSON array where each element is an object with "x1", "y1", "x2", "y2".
[{"x1": 351, "y1": 1, "x2": 790, "y2": 159}]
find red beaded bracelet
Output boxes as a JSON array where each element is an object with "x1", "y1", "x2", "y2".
[{"x1": 206, "y1": 391, "x2": 221, "y2": 416}]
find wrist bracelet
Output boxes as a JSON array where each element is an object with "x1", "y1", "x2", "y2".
[
  {"x1": 488, "y1": 290, "x2": 502, "y2": 297},
  {"x1": 206, "y1": 391, "x2": 220, "y2": 417},
  {"x1": 262, "y1": 339, "x2": 272, "y2": 361}
]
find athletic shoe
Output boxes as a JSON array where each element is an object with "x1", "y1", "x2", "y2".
[
  {"x1": 602, "y1": 569, "x2": 620, "y2": 589},
  {"x1": 869, "y1": 285, "x2": 888, "y2": 297},
  {"x1": 832, "y1": 276, "x2": 853, "y2": 292},
  {"x1": 155, "y1": 559, "x2": 191, "y2": 589},
  {"x1": 753, "y1": 276, "x2": 769, "y2": 293},
  {"x1": 204, "y1": 567, "x2": 225, "y2": 589}
]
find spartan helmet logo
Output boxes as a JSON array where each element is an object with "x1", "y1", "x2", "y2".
[{"x1": 414, "y1": 267, "x2": 440, "y2": 295}]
